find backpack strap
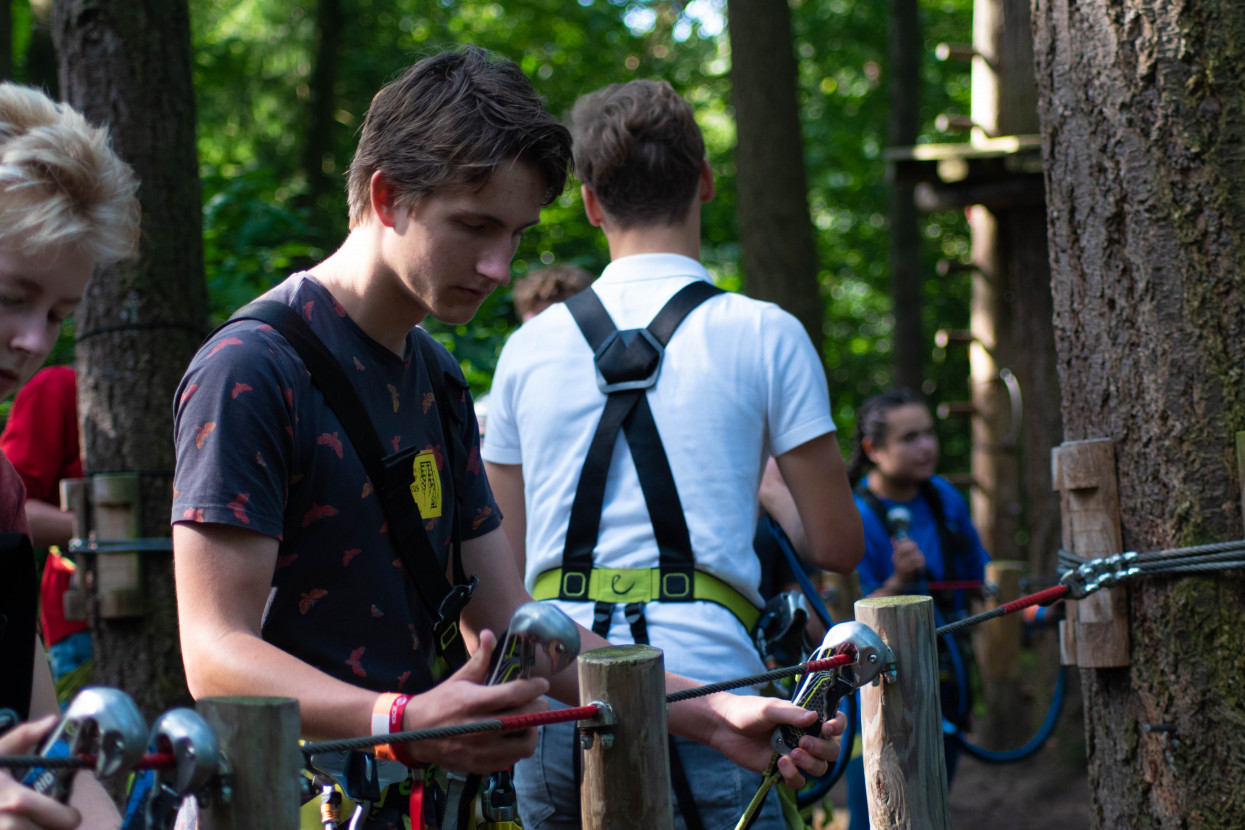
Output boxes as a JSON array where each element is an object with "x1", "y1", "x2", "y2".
[
  {"x1": 227, "y1": 300, "x2": 472, "y2": 669},
  {"x1": 0, "y1": 533, "x2": 35, "y2": 721},
  {"x1": 919, "y1": 479, "x2": 973, "y2": 582}
]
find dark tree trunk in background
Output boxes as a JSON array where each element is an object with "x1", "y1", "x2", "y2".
[
  {"x1": 1034, "y1": 0, "x2": 1245, "y2": 825},
  {"x1": 727, "y1": 0, "x2": 824, "y2": 358},
  {"x1": 52, "y1": 0, "x2": 206, "y2": 718},
  {"x1": 300, "y1": 0, "x2": 340, "y2": 215},
  {"x1": 20, "y1": 2, "x2": 59, "y2": 97},
  {"x1": 888, "y1": 0, "x2": 923, "y2": 391}
]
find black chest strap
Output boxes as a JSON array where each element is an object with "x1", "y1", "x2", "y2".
[
  {"x1": 559, "y1": 281, "x2": 724, "y2": 602},
  {"x1": 225, "y1": 301, "x2": 473, "y2": 671}
]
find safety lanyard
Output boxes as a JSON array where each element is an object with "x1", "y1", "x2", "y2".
[{"x1": 226, "y1": 301, "x2": 474, "y2": 670}]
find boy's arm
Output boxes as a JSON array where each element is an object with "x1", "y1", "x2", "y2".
[
  {"x1": 173, "y1": 522, "x2": 550, "y2": 774},
  {"x1": 772, "y1": 433, "x2": 864, "y2": 575},
  {"x1": 483, "y1": 460, "x2": 526, "y2": 575}
]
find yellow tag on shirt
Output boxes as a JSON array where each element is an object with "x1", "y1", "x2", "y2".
[{"x1": 409, "y1": 449, "x2": 443, "y2": 519}]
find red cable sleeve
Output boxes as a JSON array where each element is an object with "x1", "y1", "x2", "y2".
[
  {"x1": 802, "y1": 654, "x2": 855, "y2": 674},
  {"x1": 999, "y1": 584, "x2": 1068, "y2": 616},
  {"x1": 496, "y1": 704, "x2": 602, "y2": 731}
]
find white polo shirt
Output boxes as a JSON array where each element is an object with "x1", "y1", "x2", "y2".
[{"x1": 483, "y1": 253, "x2": 835, "y2": 684}]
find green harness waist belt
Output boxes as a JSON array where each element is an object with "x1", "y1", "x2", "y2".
[{"x1": 531, "y1": 566, "x2": 761, "y2": 633}]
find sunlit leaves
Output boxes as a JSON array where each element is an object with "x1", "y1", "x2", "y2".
[{"x1": 187, "y1": 0, "x2": 976, "y2": 460}]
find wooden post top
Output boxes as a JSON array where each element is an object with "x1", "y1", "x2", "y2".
[
  {"x1": 579, "y1": 644, "x2": 662, "y2": 663},
  {"x1": 858, "y1": 594, "x2": 932, "y2": 609}
]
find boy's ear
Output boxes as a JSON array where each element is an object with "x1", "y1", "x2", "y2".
[
  {"x1": 581, "y1": 184, "x2": 605, "y2": 228},
  {"x1": 370, "y1": 171, "x2": 400, "y2": 228},
  {"x1": 698, "y1": 159, "x2": 714, "y2": 203}
]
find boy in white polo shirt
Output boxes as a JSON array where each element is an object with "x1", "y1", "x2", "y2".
[{"x1": 483, "y1": 79, "x2": 863, "y2": 830}]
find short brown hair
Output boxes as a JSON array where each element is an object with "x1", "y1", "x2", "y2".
[
  {"x1": 0, "y1": 82, "x2": 140, "y2": 263},
  {"x1": 347, "y1": 45, "x2": 572, "y2": 227},
  {"x1": 513, "y1": 263, "x2": 594, "y2": 319},
  {"x1": 569, "y1": 80, "x2": 704, "y2": 228}
]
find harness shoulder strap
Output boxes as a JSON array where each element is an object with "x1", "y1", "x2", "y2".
[
  {"x1": 559, "y1": 281, "x2": 724, "y2": 602},
  {"x1": 226, "y1": 301, "x2": 471, "y2": 669},
  {"x1": 919, "y1": 479, "x2": 968, "y2": 582},
  {"x1": 855, "y1": 484, "x2": 891, "y2": 533}
]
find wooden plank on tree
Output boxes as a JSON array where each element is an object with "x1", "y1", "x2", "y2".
[{"x1": 1051, "y1": 439, "x2": 1129, "y2": 667}]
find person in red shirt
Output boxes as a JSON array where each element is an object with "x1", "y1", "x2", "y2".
[
  {"x1": 0, "y1": 365, "x2": 92, "y2": 701},
  {"x1": 0, "y1": 364, "x2": 81, "y2": 547}
]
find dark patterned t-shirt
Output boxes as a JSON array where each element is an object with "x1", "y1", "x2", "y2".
[{"x1": 171, "y1": 273, "x2": 500, "y2": 694}]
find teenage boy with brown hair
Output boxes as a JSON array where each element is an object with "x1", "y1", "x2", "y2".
[
  {"x1": 483, "y1": 79, "x2": 862, "y2": 829},
  {"x1": 173, "y1": 50, "x2": 843, "y2": 829}
]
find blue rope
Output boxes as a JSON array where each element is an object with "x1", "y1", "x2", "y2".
[{"x1": 950, "y1": 665, "x2": 1068, "y2": 763}]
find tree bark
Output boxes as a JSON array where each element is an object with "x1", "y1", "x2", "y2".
[
  {"x1": 888, "y1": 0, "x2": 924, "y2": 391},
  {"x1": 300, "y1": 0, "x2": 341, "y2": 215},
  {"x1": 726, "y1": 0, "x2": 823, "y2": 357},
  {"x1": 52, "y1": 0, "x2": 205, "y2": 718},
  {"x1": 1033, "y1": 0, "x2": 1245, "y2": 825}
]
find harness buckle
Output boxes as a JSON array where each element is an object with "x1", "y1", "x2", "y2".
[
  {"x1": 593, "y1": 328, "x2": 665, "y2": 394},
  {"x1": 560, "y1": 567, "x2": 592, "y2": 600},
  {"x1": 433, "y1": 576, "x2": 478, "y2": 655},
  {"x1": 659, "y1": 567, "x2": 694, "y2": 600}
]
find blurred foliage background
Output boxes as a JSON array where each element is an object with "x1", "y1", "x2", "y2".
[{"x1": 8, "y1": 0, "x2": 976, "y2": 469}]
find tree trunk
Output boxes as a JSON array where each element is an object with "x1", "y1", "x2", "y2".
[
  {"x1": 1033, "y1": 1, "x2": 1245, "y2": 825},
  {"x1": 52, "y1": 0, "x2": 205, "y2": 719},
  {"x1": 300, "y1": 0, "x2": 340, "y2": 216},
  {"x1": 726, "y1": 0, "x2": 823, "y2": 357},
  {"x1": 888, "y1": 0, "x2": 924, "y2": 391}
]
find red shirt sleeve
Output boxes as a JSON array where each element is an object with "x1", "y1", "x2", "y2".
[{"x1": 0, "y1": 366, "x2": 82, "y2": 504}]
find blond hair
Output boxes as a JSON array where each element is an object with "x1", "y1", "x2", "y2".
[{"x1": 0, "y1": 83, "x2": 140, "y2": 263}]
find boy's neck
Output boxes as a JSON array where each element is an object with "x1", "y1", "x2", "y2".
[
  {"x1": 604, "y1": 213, "x2": 701, "y2": 262},
  {"x1": 307, "y1": 230, "x2": 422, "y2": 357}
]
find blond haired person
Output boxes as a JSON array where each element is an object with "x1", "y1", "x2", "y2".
[{"x1": 0, "y1": 82, "x2": 140, "y2": 830}]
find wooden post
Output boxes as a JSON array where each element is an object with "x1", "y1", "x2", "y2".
[
  {"x1": 1051, "y1": 439, "x2": 1129, "y2": 667},
  {"x1": 578, "y1": 645, "x2": 672, "y2": 830},
  {"x1": 825, "y1": 571, "x2": 861, "y2": 623},
  {"x1": 196, "y1": 697, "x2": 301, "y2": 830},
  {"x1": 856, "y1": 595, "x2": 950, "y2": 830},
  {"x1": 973, "y1": 560, "x2": 1025, "y2": 746}
]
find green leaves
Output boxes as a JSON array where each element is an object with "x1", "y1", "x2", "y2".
[{"x1": 187, "y1": 0, "x2": 975, "y2": 457}]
